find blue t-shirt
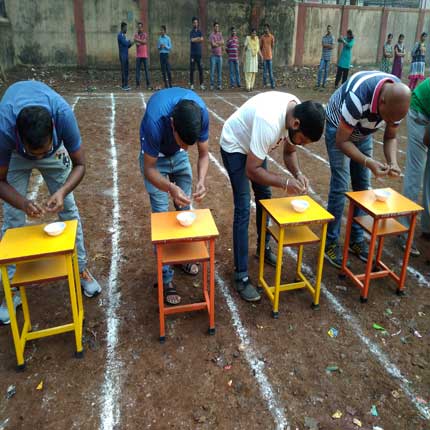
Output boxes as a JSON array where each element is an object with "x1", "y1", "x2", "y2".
[
  {"x1": 140, "y1": 87, "x2": 209, "y2": 158},
  {"x1": 117, "y1": 31, "x2": 132, "y2": 58},
  {"x1": 0, "y1": 80, "x2": 81, "y2": 166},
  {"x1": 190, "y1": 29, "x2": 203, "y2": 56}
]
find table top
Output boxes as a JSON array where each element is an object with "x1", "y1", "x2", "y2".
[
  {"x1": 259, "y1": 196, "x2": 334, "y2": 227},
  {"x1": 0, "y1": 220, "x2": 78, "y2": 264},
  {"x1": 151, "y1": 209, "x2": 219, "y2": 244},
  {"x1": 345, "y1": 188, "x2": 423, "y2": 217}
]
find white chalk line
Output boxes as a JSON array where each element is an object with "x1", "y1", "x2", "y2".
[
  {"x1": 100, "y1": 93, "x2": 123, "y2": 430},
  {"x1": 206, "y1": 101, "x2": 430, "y2": 420},
  {"x1": 212, "y1": 97, "x2": 429, "y2": 287}
]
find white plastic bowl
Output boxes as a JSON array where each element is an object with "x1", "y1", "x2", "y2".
[
  {"x1": 44, "y1": 222, "x2": 66, "y2": 237},
  {"x1": 176, "y1": 211, "x2": 196, "y2": 227},
  {"x1": 291, "y1": 199, "x2": 309, "y2": 213},
  {"x1": 374, "y1": 189, "x2": 391, "y2": 202}
]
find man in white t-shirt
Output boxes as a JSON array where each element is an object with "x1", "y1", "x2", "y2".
[{"x1": 220, "y1": 91, "x2": 325, "y2": 302}]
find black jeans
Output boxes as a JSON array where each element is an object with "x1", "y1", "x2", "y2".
[
  {"x1": 120, "y1": 56, "x2": 129, "y2": 88},
  {"x1": 160, "y1": 53, "x2": 172, "y2": 88},
  {"x1": 190, "y1": 54, "x2": 203, "y2": 85},
  {"x1": 335, "y1": 66, "x2": 349, "y2": 87},
  {"x1": 136, "y1": 57, "x2": 151, "y2": 87}
]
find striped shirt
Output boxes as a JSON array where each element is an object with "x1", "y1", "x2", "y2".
[
  {"x1": 321, "y1": 34, "x2": 334, "y2": 61},
  {"x1": 325, "y1": 71, "x2": 400, "y2": 142},
  {"x1": 226, "y1": 36, "x2": 239, "y2": 61}
]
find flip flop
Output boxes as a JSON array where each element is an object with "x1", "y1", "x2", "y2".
[
  {"x1": 181, "y1": 263, "x2": 199, "y2": 276},
  {"x1": 163, "y1": 282, "x2": 181, "y2": 306}
]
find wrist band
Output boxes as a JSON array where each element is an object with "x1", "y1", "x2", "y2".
[
  {"x1": 295, "y1": 170, "x2": 303, "y2": 178},
  {"x1": 284, "y1": 178, "x2": 290, "y2": 192}
]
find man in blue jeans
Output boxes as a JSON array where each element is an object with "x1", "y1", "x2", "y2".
[
  {"x1": 209, "y1": 22, "x2": 224, "y2": 90},
  {"x1": 324, "y1": 71, "x2": 411, "y2": 268},
  {"x1": 117, "y1": 22, "x2": 134, "y2": 91},
  {"x1": 220, "y1": 92, "x2": 325, "y2": 302},
  {"x1": 316, "y1": 25, "x2": 334, "y2": 89},
  {"x1": 0, "y1": 81, "x2": 102, "y2": 324},
  {"x1": 139, "y1": 88, "x2": 209, "y2": 305}
]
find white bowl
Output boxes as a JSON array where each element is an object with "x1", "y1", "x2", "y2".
[
  {"x1": 176, "y1": 211, "x2": 196, "y2": 227},
  {"x1": 374, "y1": 189, "x2": 391, "y2": 202},
  {"x1": 44, "y1": 222, "x2": 66, "y2": 236},
  {"x1": 291, "y1": 199, "x2": 309, "y2": 213}
]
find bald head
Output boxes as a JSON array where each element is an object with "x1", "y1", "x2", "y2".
[{"x1": 378, "y1": 82, "x2": 411, "y2": 123}]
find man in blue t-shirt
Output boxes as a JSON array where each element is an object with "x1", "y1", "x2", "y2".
[
  {"x1": 0, "y1": 81, "x2": 102, "y2": 324},
  {"x1": 139, "y1": 87, "x2": 209, "y2": 305},
  {"x1": 189, "y1": 17, "x2": 205, "y2": 90},
  {"x1": 117, "y1": 21, "x2": 134, "y2": 91}
]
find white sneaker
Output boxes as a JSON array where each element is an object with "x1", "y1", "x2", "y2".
[
  {"x1": 0, "y1": 292, "x2": 21, "y2": 325},
  {"x1": 200, "y1": 84, "x2": 206, "y2": 90},
  {"x1": 190, "y1": 84, "x2": 194, "y2": 90},
  {"x1": 80, "y1": 269, "x2": 102, "y2": 298}
]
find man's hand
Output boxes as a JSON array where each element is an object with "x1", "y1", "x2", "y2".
[
  {"x1": 45, "y1": 190, "x2": 65, "y2": 213},
  {"x1": 368, "y1": 159, "x2": 390, "y2": 178},
  {"x1": 388, "y1": 163, "x2": 402, "y2": 177},
  {"x1": 296, "y1": 173, "x2": 309, "y2": 193},
  {"x1": 286, "y1": 178, "x2": 307, "y2": 195},
  {"x1": 170, "y1": 184, "x2": 191, "y2": 207},
  {"x1": 23, "y1": 200, "x2": 45, "y2": 218},
  {"x1": 192, "y1": 181, "x2": 207, "y2": 202}
]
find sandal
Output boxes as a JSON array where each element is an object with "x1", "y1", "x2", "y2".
[
  {"x1": 163, "y1": 282, "x2": 181, "y2": 306},
  {"x1": 181, "y1": 263, "x2": 199, "y2": 276}
]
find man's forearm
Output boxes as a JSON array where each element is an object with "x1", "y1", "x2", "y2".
[
  {"x1": 58, "y1": 165, "x2": 86, "y2": 197},
  {"x1": 197, "y1": 153, "x2": 209, "y2": 184},
  {"x1": 383, "y1": 138, "x2": 398, "y2": 165},
  {"x1": 0, "y1": 181, "x2": 27, "y2": 211}
]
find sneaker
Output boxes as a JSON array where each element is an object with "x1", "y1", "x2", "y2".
[
  {"x1": 122, "y1": 86, "x2": 131, "y2": 91},
  {"x1": 210, "y1": 85, "x2": 214, "y2": 91},
  {"x1": 200, "y1": 84, "x2": 206, "y2": 90},
  {"x1": 324, "y1": 243, "x2": 343, "y2": 269},
  {"x1": 397, "y1": 235, "x2": 420, "y2": 257},
  {"x1": 255, "y1": 246, "x2": 277, "y2": 268},
  {"x1": 349, "y1": 241, "x2": 369, "y2": 262},
  {"x1": 217, "y1": 86, "x2": 222, "y2": 91},
  {"x1": 147, "y1": 86, "x2": 153, "y2": 91},
  {"x1": 234, "y1": 277, "x2": 261, "y2": 302},
  {"x1": 80, "y1": 269, "x2": 102, "y2": 298},
  {"x1": 0, "y1": 292, "x2": 21, "y2": 325},
  {"x1": 190, "y1": 84, "x2": 194, "y2": 90}
]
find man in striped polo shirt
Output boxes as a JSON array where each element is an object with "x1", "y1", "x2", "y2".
[
  {"x1": 324, "y1": 71, "x2": 411, "y2": 268},
  {"x1": 226, "y1": 27, "x2": 241, "y2": 88}
]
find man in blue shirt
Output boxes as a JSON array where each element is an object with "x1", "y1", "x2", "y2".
[
  {"x1": 139, "y1": 88, "x2": 209, "y2": 305},
  {"x1": 117, "y1": 22, "x2": 134, "y2": 91},
  {"x1": 324, "y1": 71, "x2": 410, "y2": 269},
  {"x1": 0, "y1": 81, "x2": 102, "y2": 324},
  {"x1": 157, "y1": 25, "x2": 172, "y2": 88},
  {"x1": 189, "y1": 17, "x2": 205, "y2": 90},
  {"x1": 316, "y1": 25, "x2": 334, "y2": 89}
]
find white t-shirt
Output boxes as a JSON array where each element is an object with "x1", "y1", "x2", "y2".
[{"x1": 220, "y1": 92, "x2": 300, "y2": 160}]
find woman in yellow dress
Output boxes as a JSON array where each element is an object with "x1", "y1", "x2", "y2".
[{"x1": 243, "y1": 29, "x2": 262, "y2": 91}]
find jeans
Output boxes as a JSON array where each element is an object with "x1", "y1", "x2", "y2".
[
  {"x1": 228, "y1": 60, "x2": 241, "y2": 87},
  {"x1": 325, "y1": 122, "x2": 372, "y2": 246},
  {"x1": 263, "y1": 59, "x2": 275, "y2": 88},
  {"x1": 190, "y1": 54, "x2": 204, "y2": 86},
  {"x1": 136, "y1": 57, "x2": 151, "y2": 87},
  {"x1": 2, "y1": 146, "x2": 87, "y2": 281},
  {"x1": 120, "y1": 56, "x2": 129, "y2": 88},
  {"x1": 335, "y1": 66, "x2": 349, "y2": 87},
  {"x1": 317, "y1": 58, "x2": 330, "y2": 87},
  {"x1": 139, "y1": 150, "x2": 192, "y2": 284},
  {"x1": 401, "y1": 109, "x2": 430, "y2": 232},
  {"x1": 160, "y1": 53, "x2": 172, "y2": 88},
  {"x1": 220, "y1": 148, "x2": 271, "y2": 280},
  {"x1": 210, "y1": 55, "x2": 222, "y2": 88}
]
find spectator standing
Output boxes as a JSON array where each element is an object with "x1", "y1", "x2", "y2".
[
  {"x1": 391, "y1": 34, "x2": 406, "y2": 79},
  {"x1": 134, "y1": 22, "x2": 152, "y2": 90},
  {"x1": 381, "y1": 33, "x2": 393, "y2": 73},
  {"x1": 243, "y1": 29, "x2": 262, "y2": 92},
  {"x1": 260, "y1": 24, "x2": 275, "y2": 89},
  {"x1": 209, "y1": 22, "x2": 224, "y2": 90},
  {"x1": 408, "y1": 32, "x2": 427, "y2": 90},
  {"x1": 316, "y1": 25, "x2": 334, "y2": 89},
  {"x1": 335, "y1": 29, "x2": 355, "y2": 88},
  {"x1": 117, "y1": 22, "x2": 134, "y2": 91},
  {"x1": 226, "y1": 27, "x2": 241, "y2": 88},
  {"x1": 158, "y1": 25, "x2": 172, "y2": 88},
  {"x1": 189, "y1": 17, "x2": 205, "y2": 90}
]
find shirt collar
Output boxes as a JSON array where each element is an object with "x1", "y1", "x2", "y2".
[{"x1": 370, "y1": 78, "x2": 394, "y2": 114}]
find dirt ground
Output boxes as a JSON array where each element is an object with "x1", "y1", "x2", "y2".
[{"x1": 0, "y1": 67, "x2": 429, "y2": 430}]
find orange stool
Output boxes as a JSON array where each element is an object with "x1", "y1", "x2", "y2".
[
  {"x1": 151, "y1": 209, "x2": 219, "y2": 342},
  {"x1": 342, "y1": 188, "x2": 423, "y2": 302}
]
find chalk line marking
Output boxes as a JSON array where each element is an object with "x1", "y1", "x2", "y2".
[
  {"x1": 205, "y1": 100, "x2": 430, "y2": 419},
  {"x1": 100, "y1": 93, "x2": 123, "y2": 430}
]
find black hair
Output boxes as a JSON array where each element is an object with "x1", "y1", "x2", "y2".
[
  {"x1": 16, "y1": 106, "x2": 53, "y2": 149},
  {"x1": 161, "y1": 25, "x2": 166, "y2": 31},
  {"x1": 264, "y1": 23, "x2": 270, "y2": 29},
  {"x1": 172, "y1": 100, "x2": 202, "y2": 145},
  {"x1": 421, "y1": 32, "x2": 428, "y2": 38},
  {"x1": 231, "y1": 26, "x2": 236, "y2": 32},
  {"x1": 347, "y1": 29, "x2": 354, "y2": 38},
  {"x1": 137, "y1": 21, "x2": 143, "y2": 26},
  {"x1": 251, "y1": 28, "x2": 257, "y2": 33},
  {"x1": 213, "y1": 21, "x2": 219, "y2": 27},
  {"x1": 192, "y1": 17, "x2": 199, "y2": 23},
  {"x1": 399, "y1": 33, "x2": 405, "y2": 39},
  {"x1": 293, "y1": 101, "x2": 325, "y2": 142},
  {"x1": 387, "y1": 33, "x2": 393, "y2": 39},
  {"x1": 121, "y1": 22, "x2": 127, "y2": 30}
]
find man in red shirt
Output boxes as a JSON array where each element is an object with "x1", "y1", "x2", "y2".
[
  {"x1": 134, "y1": 22, "x2": 152, "y2": 90},
  {"x1": 260, "y1": 24, "x2": 275, "y2": 89}
]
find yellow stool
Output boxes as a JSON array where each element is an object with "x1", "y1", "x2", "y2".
[
  {"x1": 0, "y1": 220, "x2": 84, "y2": 369},
  {"x1": 259, "y1": 196, "x2": 334, "y2": 318}
]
